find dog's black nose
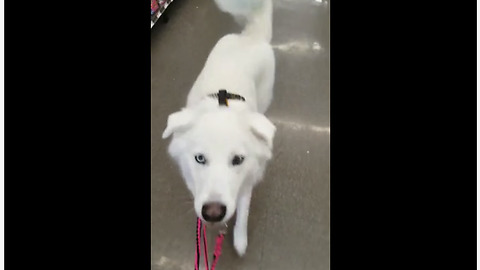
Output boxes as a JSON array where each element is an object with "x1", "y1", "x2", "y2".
[{"x1": 202, "y1": 202, "x2": 226, "y2": 222}]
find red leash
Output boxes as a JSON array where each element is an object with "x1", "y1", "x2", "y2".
[{"x1": 195, "y1": 217, "x2": 227, "y2": 270}]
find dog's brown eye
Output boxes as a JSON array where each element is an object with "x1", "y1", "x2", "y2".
[
  {"x1": 232, "y1": 155, "x2": 244, "y2": 166},
  {"x1": 195, "y1": 154, "x2": 207, "y2": 165}
]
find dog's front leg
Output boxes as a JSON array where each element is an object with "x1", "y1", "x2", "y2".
[{"x1": 234, "y1": 186, "x2": 252, "y2": 256}]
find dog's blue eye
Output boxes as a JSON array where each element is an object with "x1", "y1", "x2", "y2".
[
  {"x1": 232, "y1": 155, "x2": 244, "y2": 166},
  {"x1": 195, "y1": 154, "x2": 207, "y2": 164}
]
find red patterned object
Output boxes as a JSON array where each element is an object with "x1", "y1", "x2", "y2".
[
  {"x1": 151, "y1": 0, "x2": 173, "y2": 28},
  {"x1": 151, "y1": 0, "x2": 159, "y2": 14}
]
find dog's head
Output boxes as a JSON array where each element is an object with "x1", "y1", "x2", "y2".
[{"x1": 162, "y1": 101, "x2": 275, "y2": 223}]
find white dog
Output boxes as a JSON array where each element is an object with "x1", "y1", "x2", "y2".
[{"x1": 162, "y1": 0, "x2": 274, "y2": 256}]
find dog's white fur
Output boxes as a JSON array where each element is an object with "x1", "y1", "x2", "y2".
[{"x1": 162, "y1": 0, "x2": 274, "y2": 256}]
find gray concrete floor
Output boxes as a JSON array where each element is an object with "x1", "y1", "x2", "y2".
[{"x1": 151, "y1": 0, "x2": 329, "y2": 269}]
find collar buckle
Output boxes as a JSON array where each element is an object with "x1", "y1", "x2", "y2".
[{"x1": 209, "y1": 89, "x2": 246, "y2": 107}]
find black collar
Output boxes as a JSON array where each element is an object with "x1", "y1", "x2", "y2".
[{"x1": 208, "y1": 89, "x2": 246, "y2": 107}]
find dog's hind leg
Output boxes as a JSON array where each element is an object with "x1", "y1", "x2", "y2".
[{"x1": 234, "y1": 185, "x2": 253, "y2": 256}]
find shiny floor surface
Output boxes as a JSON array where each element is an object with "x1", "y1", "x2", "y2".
[{"x1": 151, "y1": 0, "x2": 329, "y2": 269}]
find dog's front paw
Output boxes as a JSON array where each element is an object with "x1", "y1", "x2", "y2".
[{"x1": 233, "y1": 226, "x2": 248, "y2": 256}]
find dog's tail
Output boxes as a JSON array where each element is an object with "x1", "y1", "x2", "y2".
[{"x1": 213, "y1": 0, "x2": 273, "y2": 43}]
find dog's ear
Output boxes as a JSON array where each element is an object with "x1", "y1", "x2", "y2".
[
  {"x1": 162, "y1": 109, "x2": 195, "y2": 139},
  {"x1": 249, "y1": 113, "x2": 276, "y2": 149}
]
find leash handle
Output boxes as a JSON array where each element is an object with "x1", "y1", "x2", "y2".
[
  {"x1": 203, "y1": 223, "x2": 209, "y2": 270},
  {"x1": 195, "y1": 217, "x2": 226, "y2": 270},
  {"x1": 210, "y1": 233, "x2": 225, "y2": 270},
  {"x1": 195, "y1": 218, "x2": 201, "y2": 270}
]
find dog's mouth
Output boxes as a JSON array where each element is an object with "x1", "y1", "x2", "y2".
[
  {"x1": 198, "y1": 218, "x2": 229, "y2": 232},
  {"x1": 196, "y1": 210, "x2": 233, "y2": 226}
]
